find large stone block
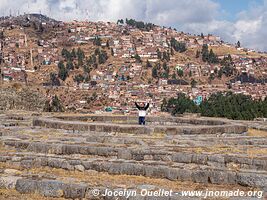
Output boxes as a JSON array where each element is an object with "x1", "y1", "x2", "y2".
[
  {"x1": 236, "y1": 172, "x2": 267, "y2": 188},
  {"x1": 172, "y1": 153, "x2": 193, "y2": 163},
  {"x1": 15, "y1": 179, "x2": 37, "y2": 193},
  {"x1": 192, "y1": 170, "x2": 209, "y2": 183},
  {"x1": 0, "y1": 176, "x2": 21, "y2": 189},
  {"x1": 63, "y1": 183, "x2": 87, "y2": 199},
  {"x1": 118, "y1": 149, "x2": 132, "y2": 160},
  {"x1": 36, "y1": 180, "x2": 64, "y2": 198}
]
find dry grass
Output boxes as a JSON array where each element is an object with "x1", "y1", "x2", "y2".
[
  {"x1": 17, "y1": 129, "x2": 65, "y2": 140},
  {"x1": 193, "y1": 145, "x2": 244, "y2": 155},
  {"x1": 172, "y1": 144, "x2": 267, "y2": 157},
  {"x1": 247, "y1": 148, "x2": 267, "y2": 157},
  {"x1": 172, "y1": 145, "x2": 244, "y2": 155},
  {"x1": 151, "y1": 132, "x2": 167, "y2": 139},
  {"x1": 210, "y1": 46, "x2": 267, "y2": 58},
  {"x1": 0, "y1": 143, "x2": 16, "y2": 154},
  {"x1": 247, "y1": 128, "x2": 267, "y2": 137},
  {"x1": 0, "y1": 162, "x2": 21, "y2": 171}
]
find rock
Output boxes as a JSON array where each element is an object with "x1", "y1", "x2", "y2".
[
  {"x1": 63, "y1": 183, "x2": 87, "y2": 199},
  {"x1": 0, "y1": 176, "x2": 21, "y2": 189},
  {"x1": 11, "y1": 157, "x2": 22, "y2": 162},
  {"x1": 20, "y1": 159, "x2": 33, "y2": 169},
  {"x1": 36, "y1": 180, "x2": 64, "y2": 198},
  {"x1": 15, "y1": 179, "x2": 37, "y2": 193},
  {"x1": 132, "y1": 154, "x2": 144, "y2": 161},
  {"x1": 172, "y1": 153, "x2": 193, "y2": 163},
  {"x1": 75, "y1": 164, "x2": 85, "y2": 172},
  {"x1": 118, "y1": 149, "x2": 132, "y2": 160},
  {"x1": 4, "y1": 169, "x2": 20, "y2": 175},
  {"x1": 192, "y1": 170, "x2": 209, "y2": 183},
  {"x1": 62, "y1": 161, "x2": 74, "y2": 170},
  {"x1": 47, "y1": 158, "x2": 63, "y2": 168},
  {"x1": 137, "y1": 184, "x2": 157, "y2": 190},
  {"x1": 236, "y1": 172, "x2": 267, "y2": 188}
]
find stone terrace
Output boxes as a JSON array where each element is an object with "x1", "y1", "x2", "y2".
[{"x1": 0, "y1": 112, "x2": 266, "y2": 199}]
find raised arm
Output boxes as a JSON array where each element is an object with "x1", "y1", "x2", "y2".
[
  {"x1": 144, "y1": 103, "x2": 150, "y2": 110},
  {"x1": 135, "y1": 102, "x2": 140, "y2": 110}
]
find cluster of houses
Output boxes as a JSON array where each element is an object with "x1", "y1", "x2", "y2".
[{"x1": 0, "y1": 16, "x2": 266, "y2": 113}]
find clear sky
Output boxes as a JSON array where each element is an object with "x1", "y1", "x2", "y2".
[
  {"x1": 0, "y1": 0, "x2": 267, "y2": 51},
  {"x1": 215, "y1": 0, "x2": 263, "y2": 20}
]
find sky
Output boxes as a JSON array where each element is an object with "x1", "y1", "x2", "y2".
[{"x1": 0, "y1": 0, "x2": 267, "y2": 51}]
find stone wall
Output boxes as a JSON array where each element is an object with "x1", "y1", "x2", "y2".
[
  {"x1": 56, "y1": 115, "x2": 227, "y2": 125},
  {"x1": 33, "y1": 116, "x2": 248, "y2": 135}
]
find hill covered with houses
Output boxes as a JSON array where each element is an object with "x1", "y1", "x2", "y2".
[{"x1": 0, "y1": 14, "x2": 266, "y2": 114}]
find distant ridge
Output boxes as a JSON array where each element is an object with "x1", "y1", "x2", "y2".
[{"x1": 0, "y1": 13, "x2": 60, "y2": 26}]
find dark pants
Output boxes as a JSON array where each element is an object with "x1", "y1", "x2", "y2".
[{"x1": 139, "y1": 117, "x2": 145, "y2": 125}]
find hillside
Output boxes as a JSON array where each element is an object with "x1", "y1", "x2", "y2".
[{"x1": 0, "y1": 14, "x2": 266, "y2": 112}]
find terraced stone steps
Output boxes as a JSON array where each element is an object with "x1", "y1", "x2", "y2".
[
  {"x1": 0, "y1": 113, "x2": 266, "y2": 199},
  {"x1": 1, "y1": 153, "x2": 267, "y2": 191},
  {"x1": 3, "y1": 140, "x2": 267, "y2": 171}
]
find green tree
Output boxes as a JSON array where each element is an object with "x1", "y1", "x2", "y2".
[
  {"x1": 98, "y1": 50, "x2": 108, "y2": 64},
  {"x1": 77, "y1": 48, "x2": 85, "y2": 67},
  {"x1": 117, "y1": 19, "x2": 124, "y2": 24},
  {"x1": 200, "y1": 92, "x2": 264, "y2": 120},
  {"x1": 164, "y1": 93, "x2": 199, "y2": 115},
  {"x1": 208, "y1": 73, "x2": 215, "y2": 84},
  {"x1": 61, "y1": 48, "x2": 72, "y2": 61},
  {"x1": 71, "y1": 48, "x2": 76, "y2": 59},
  {"x1": 177, "y1": 69, "x2": 184, "y2": 78},
  {"x1": 93, "y1": 37, "x2": 102, "y2": 46},
  {"x1": 58, "y1": 61, "x2": 68, "y2": 81},
  {"x1": 208, "y1": 49, "x2": 219, "y2": 63},
  {"x1": 189, "y1": 70, "x2": 192, "y2": 77},
  {"x1": 162, "y1": 52, "x2": 170, "y2": 61},
  {"x1": 66, "y1": 61, "x2": 74, "y2": 70},
  {"x1": 237, "y1": 41, "x2": 241, "y2": 48},
  {"x1": 0, "y1": 31, "x2": 4, "y2": 40},
  {"x1": 125, "y1": 18, "x2": 155, "y2": 31},
  {"x1": 170, "y1": 38, "x2": 187, "y2": 53},
  {"x1": 152, "y1": 66, "x2": 158, "y2": 78},
  {"x1": 50, "y1": 73, "x2": 60, "y2": 86},
  {"x1": 201, "y1": 44, "x2": 219, "y2": 64},
  {"x1": 201, "y1": 44, "x2": 209, "y2": 62},
  {"x1": 74, "y1": 74, "x2": 84, "y2": 84},
  {"x1": 134, "y1": 54, "x2": 142, "y2": 63},
  {"x1": 44, "y1": 95, "x2": 64, "y2": 112}
]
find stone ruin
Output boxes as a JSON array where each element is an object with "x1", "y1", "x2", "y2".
[{"x1": 0, "y1": 112, "x2": 266, "y2": 199}]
